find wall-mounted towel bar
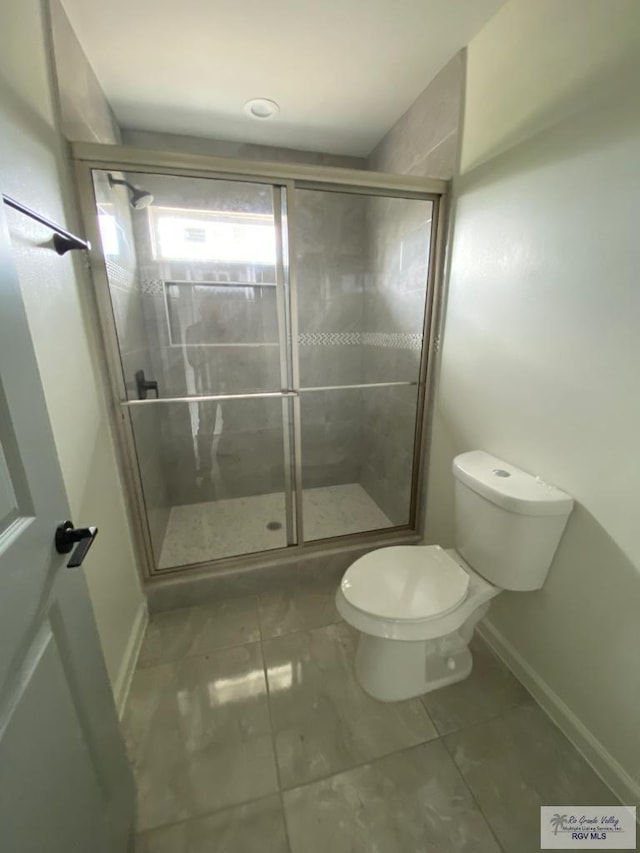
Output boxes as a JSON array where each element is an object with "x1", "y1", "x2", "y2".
[{"x1": 2, "y1": 194, "x2": 90, "y2": 255}]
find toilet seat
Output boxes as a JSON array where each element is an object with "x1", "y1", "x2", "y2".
[
  {"x1": 336, "y1": 546, "x2": 500, "y2": 641},
  {"x1": 341, "y1": 545, "x2": 469, "y2": 622}
]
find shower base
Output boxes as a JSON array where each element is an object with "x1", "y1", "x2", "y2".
[{"x1": 157, "y1": 483, "x2": 392, "y2": 569}]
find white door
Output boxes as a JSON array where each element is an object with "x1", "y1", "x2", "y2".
[{"x1": 0, "y1": 200, "x2": 135, "y2": 852}]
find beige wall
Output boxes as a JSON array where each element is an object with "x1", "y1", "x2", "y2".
[
  {"x1": 428, "y1": 0, "x2": 640, "y2": 802},
  {"x1": 0, "y1": 0, "x2": 146, "y2": 713}
]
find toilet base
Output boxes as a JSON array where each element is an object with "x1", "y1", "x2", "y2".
[{"x1": 354, "y1": 630, "x2": 473, "y2": 702}]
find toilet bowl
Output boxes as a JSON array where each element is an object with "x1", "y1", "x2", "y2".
[
  {"x1": 336, "y1": 450, "x2": 574, "y2": 702},
  {"x1": 336, "y1": 545, "x2": 500, "y2": 700}
]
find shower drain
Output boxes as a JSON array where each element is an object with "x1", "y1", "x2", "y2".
[{"x1": 266, "y1": 521, "x2": 283, "y2": 531}]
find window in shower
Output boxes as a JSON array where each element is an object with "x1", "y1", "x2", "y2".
[
  {"x1": 148, "y1": 206, "x2": 277, "y2": 265},
  {"x1": 86, "y1": 165, "x2": 438, "y2": 573}
]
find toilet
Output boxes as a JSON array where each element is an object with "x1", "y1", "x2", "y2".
[{"x1": 336, "y1": 450, "x2": 574, "y2": 701}]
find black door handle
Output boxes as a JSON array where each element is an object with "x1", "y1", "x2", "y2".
[
  {"x1": 135, "y1": 369, "x2": 159, "y2": 400},
  {"x1": 55, "y1": 521, "x2": 98, "y2": 568}
]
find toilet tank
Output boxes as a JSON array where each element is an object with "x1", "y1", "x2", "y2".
[{"x1": 452, "y1": 451, "x2": 573, "y2": 591}]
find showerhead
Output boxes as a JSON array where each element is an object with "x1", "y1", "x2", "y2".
[
  {"x1": 129, "y1": 188, "x2": 154, "y2": 210},
  {"x1": 108, "y1": 174, "x2": 154, "y2": 210}
]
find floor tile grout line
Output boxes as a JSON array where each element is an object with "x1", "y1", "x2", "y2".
[
  {"x1": 144, "y1": 595, "x2": 343, "y2": 648},
  {"x1": 132, "y1": 598, "x2": 288, "y2": 842},
  {"x1": 258, "y1": 611, "x2": 437, "y2": 852},
  {"x1": 134, "y1": 612, "x2": 346, "y2": 674},
  {"x1": 256, "y1": 597, "x2": 266, "y2": 644},
  {"x1": 440, "y1": 738, "x2": 505, "y2": 853},
  {"x1": 277, "y1": 733, "x2": 443, "y2": 796},
  {"x1": 260, "y1": 614, "x2": 345, "y2": 645},
  {"x1": 439, "y1": 724, "x2": 508, "y2": 853},
  {"x1": 138, "y1": 595, "x2": 267, "y2": 667},
  {"x1": 147, "y1": 594, "x2": 263, "y2": 620},
  {"x1": 135, "y1": 635, "x2": 264, "y2": 671},
  {"x1": 136, "y1": 740, "x2": 453, "y2": 842},
  {"x1": 134, "y1": 791, "x2": 284, "y2": 839},
  {"x1": 259, "y1": 630, "x2": 294, "y2": 853},
  {"x1": 131, "y1": 704, "x2": 526, "y2": 848},
  {"x1": 428, "y1": 694, "x2": 537, "y2": 741},
  {"x1": 278, "y1": 789, "x2": 294, "y2": 853},
  {"x1": 273, "y1": 687, "x2": 535, "y2": 800}
]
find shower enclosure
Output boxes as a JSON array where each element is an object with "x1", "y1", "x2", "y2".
[{"x1": 73, "y1": 145, "x2": 446, "y2": 577}]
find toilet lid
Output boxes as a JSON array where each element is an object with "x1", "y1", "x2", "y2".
[{"x1": 341, "y1": 545, "x2": 470, "y2": 621}]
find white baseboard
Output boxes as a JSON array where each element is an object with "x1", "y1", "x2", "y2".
[
  {"x1": 113, "y1": 600, "x2": 148, "y2": 719},
  {"x1": 478, "y1": 618, "x2": 640, "y2": 808}
]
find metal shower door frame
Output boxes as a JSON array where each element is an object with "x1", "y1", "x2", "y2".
[
  {"x1": 72, "y1": 143, "x2": 447, "y2": 580},
  {"x1": 272, "y1": 184, "x2": 298, "y2": 548}
]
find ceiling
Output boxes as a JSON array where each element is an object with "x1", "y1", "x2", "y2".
[{"x1": 61, "y1": 0, "x2": 504, "y2": 156}]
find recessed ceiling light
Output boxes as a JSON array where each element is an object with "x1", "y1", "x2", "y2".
[{"x1": 244, "y1": 98, "x2": 280, "y2": 120}]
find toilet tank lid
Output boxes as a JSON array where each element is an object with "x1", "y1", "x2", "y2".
[{"x1": 452, "y1": 451, "x2": 574, "y2": 516}]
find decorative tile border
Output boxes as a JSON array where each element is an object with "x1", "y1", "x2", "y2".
[
  {"x1": 363, "y1": 332, "x2": 423, "y2": 351},
  {"x1": 104, "y1": 259, "x2": 135, "y2": 291},
  {"x1": 104, "y1": 265, "x2": 164, "y2": 296},
  {"x1": 140, "y1": 277, "x2": 165, "y2": 295},
  {"x1": 298, "y1": 332, "x2": 362, "y2": 346},
  {"x1": 101, "y1": 265, "x2": 425, "y2": 355},
  {"x1": 298, "y1": 331, "x2": 422, "y2": 351}
]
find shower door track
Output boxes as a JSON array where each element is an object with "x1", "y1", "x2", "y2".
[
  {"x1": 72, "y1": 143, "x2": 448, "y2": 582},
  {"x1": 71, "y1": 143, "x2": 448, "y2": 195}
]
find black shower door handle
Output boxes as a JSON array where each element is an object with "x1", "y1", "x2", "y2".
[{"x1": 135, "y1": 369, "x2": 159, "y2": 400}]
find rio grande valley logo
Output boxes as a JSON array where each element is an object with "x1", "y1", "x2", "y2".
[{"x1": 540, "y1": 806, "x2": 636, "y2": 849}]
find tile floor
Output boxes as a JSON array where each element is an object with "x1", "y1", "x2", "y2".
[
  {"x1": 127, "y1": 579, "x2": 624, "y2": 853},
  {"x1": 158, "y1": 484, "x2": 393, "y2": 568}
]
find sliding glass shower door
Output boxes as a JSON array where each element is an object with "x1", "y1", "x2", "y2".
[
  {"x1": 93, "y1": 169, "x2": 296, "y2": 568},
  {"x1": 293, "y1": 187, "x2": 434, "y2": 539},
  {"x1": 86, "y1": 164, "x2": 437, "y2": 573}
]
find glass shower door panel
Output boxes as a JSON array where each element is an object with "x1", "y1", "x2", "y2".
[
  {"x1": 293, "y1": 186, "x2": 434, "y2": 541},
  {"x1": 294, "y1": 188, "x2": 434, "y2": 387},
  {"x1": 90, "y1": 169, "x2": 296, "y2": 567},
  {"x1": 129, "y1": 397, "x2": 291, "y2": 569},
  {"x1": 92, "y1": 169, "x2": 283, "y2": 402},
  {"x1": 299, "y1": 385, "x2": 419, "y2": 539}
]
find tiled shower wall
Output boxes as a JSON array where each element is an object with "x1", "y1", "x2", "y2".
[
  {"x1": 123, "y1": 163, "x2": 377, "y2": 507},
  {"x1": 117, "y1": 169, "x2": 436, "y2": 525},
  {"x1": 369, "y1": 54, "x2": 463, "y2": 179},
  {"x1": 359, "y1": 197, "x2": 432, "y2": 524},
  {"x1": 124, "y1": 179, "x2": 435, "y2": 525},
  {"x1": 129, "y1": 173, "x2": 286, "y2": 504},
  {"x1": 94, "y1": 172, "x2": 171, "y2": 558},
  {"x1": 295, "y1": 190, "x2": 368, "y2": 489},
  {"x1": 363, "y1": 54, "x2": 465, "y2": 522}
]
